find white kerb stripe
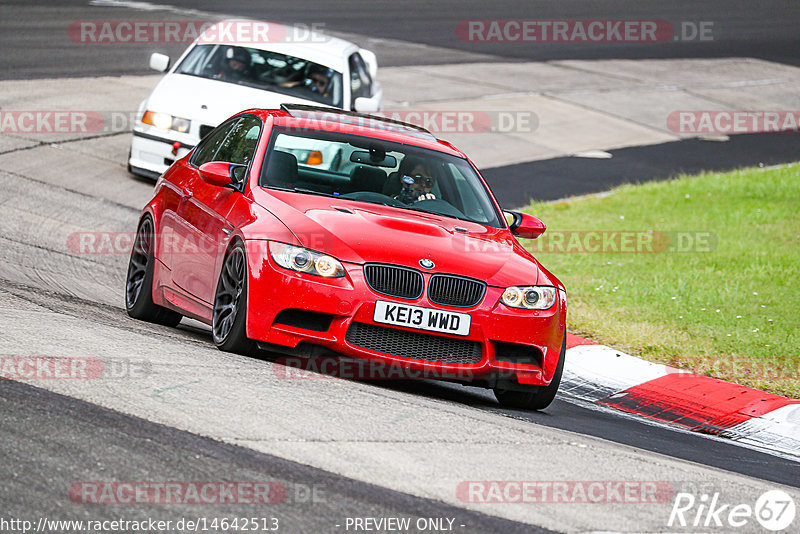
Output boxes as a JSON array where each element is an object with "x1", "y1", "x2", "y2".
[
  {"x1": 722, "y1": 403, "x2": 800, "y2": 457},
  {"x1": 561, "y1": 344, "x2": 674, "y2": 402}
]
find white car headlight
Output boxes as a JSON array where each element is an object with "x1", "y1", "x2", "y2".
[
  {"x1": 501, "y1": 286, "x2": 556, "y2": 310},
  {"x1": 268, "y1": 242, "x2": 345, "y2": 278},
  {"x1": 142, "y1": 110, "x2": 191, "y2": 133}
]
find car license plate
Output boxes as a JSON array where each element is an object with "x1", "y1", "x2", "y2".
[{"x1": 373, "y1": 300, "x2": 471, "y2": 336}]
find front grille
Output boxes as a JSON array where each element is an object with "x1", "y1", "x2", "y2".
[
  {"x1": 345, "y1": 323, "x2": 482, "y2": 364},
  {"x1": 364, "y1": 264, "x2": 423, "y2": 299},
  {"x1": 428, "y1": 274, "x2": 486, "y2": 307},
  {"x1": 199, "y1": 124, "x2": 215, "y2": 140}
]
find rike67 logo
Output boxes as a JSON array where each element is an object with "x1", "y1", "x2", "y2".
[{"x1": 668, "y1": 489, "x2": 796, "y2": 531}]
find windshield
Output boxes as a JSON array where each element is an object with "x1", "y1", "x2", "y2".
[
  {"x1": 259, "y1": 128, "x2": 503, "y2": 227},
  {"x1": 174, "y1": 44, "x2": 343, "y2": 107}
]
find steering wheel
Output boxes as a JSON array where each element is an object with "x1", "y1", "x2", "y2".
[
  {"x1": 410, "y1": 198, "x2": 467, "y2": 219},
  {"x1": 269, "y1": 64, "x2": 297, "y2": 84}
]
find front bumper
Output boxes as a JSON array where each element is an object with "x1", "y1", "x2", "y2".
[
  {"x1": 245, "y1": 246, "x2": 567, "y2": 388},
  {"x1": 129, "y1": 127, "x2": 195, "y2": 177}
]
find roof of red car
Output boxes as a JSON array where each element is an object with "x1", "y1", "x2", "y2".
[{"x1": 244, "y1": 106, "x2": 467, "y2": 158}]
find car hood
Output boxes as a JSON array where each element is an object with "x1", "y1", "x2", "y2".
[
  {"x1": 146, "y1": 73, "x2": 326, "y2": 131},
  {"x1": 250, "y1": 189, "x2": 550, "y2": 288}
]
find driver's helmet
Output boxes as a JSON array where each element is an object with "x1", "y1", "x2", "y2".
[
  {"x1": 396, "y1": 155, "x2": 435, "y2": 204},
  {"x1": 307, "y1": 64, "x2": 333, "y2": 94},
  {"x1": 398, "y1": 156, "x2": 434, "y2": 189},
  {"x1": 223, "y1": 46, "x2": 251, "y2": 75}
]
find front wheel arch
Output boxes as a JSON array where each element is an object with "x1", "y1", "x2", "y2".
[
  {"x1": 125, "y1": 214, "x2": 182, "y2": 326},
  {"x1": 493, "y1": 330, "x2": 566, "y2": 411},
  {"x1": 212, "y1": 238, "x2": 256, "y2": 355}
]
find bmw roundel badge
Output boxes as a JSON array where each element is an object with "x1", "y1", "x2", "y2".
[{"x1": 419, "y1": 258, "x2": 435, "y2": 269}]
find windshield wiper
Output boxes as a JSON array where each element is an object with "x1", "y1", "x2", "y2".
[
  {"x1": 267, "y1": 186, "x2": 336, "y2": 198},
  {"x1": 294, "y1": 187, "x2": 336, "y2": 197},
  {"x1": 405, "y1": 206, "x2": 472, "y2": 223}
]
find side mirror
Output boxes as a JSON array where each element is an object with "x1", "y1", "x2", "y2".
[
  {"x1": 149, "y1": 52, "x2": 170, "y2": 72},
  {"x1": 198, "y1": 161, "x2": 237, "y2": 188},
  {"x1": 354, "y1": 95, "x2": 380, "y2": 113},
  {"x1": 505, "y1": 210, "x2": 546, "y2": 239}
]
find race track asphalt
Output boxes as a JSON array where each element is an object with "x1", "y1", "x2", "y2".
[{"x1": 2, "y1": 0, "x2": 799, "y2": 80}]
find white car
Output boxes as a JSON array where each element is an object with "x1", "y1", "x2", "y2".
[{"x1": 128, "y1": 20, "x2": 383, "y2": 179}]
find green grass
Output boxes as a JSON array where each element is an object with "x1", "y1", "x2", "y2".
[{"x1": 522, "y1": 164, "x2": 800, "y2": 397}]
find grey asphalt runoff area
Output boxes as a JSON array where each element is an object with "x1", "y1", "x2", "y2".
[
  {"x1": 1, "y1": 1, "x2": 799, "y2": 533},
  {"x1": 0, "y1": 379, "x2": 544, "y2": 534}
]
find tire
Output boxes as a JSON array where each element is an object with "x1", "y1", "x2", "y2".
[
  {"x1": 125, "y1": 216, "x2": 182, "y2": 326},
  {"x1": 493, "y1": 330, "x2": 566, "y2": 411},
  {"x1": 212, "y1": 241, "x2": 256, "y2": 355}
]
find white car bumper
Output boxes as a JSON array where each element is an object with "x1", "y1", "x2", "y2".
[{"x1": 129, "y1": 127, "x2": 196, "y2": 179}]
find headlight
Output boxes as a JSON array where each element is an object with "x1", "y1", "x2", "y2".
[
  {"x1": 501, "y1": 286, "x2": 556, "y2": 310},
  {"x1": 268, "y1": 242, "x2": 345, "y2": 278},
  {"x1": 142, "y1": 110, "x2": 191, "y2": 133}
]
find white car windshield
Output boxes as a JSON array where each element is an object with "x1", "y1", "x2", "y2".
[
  {"x1": 259, "y1": 128, "x2": 504, "y2": 228},
  {"x1": 175, "y1": 44, "x2": 343, "y2": 107}
]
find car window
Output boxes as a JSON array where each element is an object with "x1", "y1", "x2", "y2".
[
  {"x1": 174, "y1": 43, "x2": 216, "y2": 74},
  {"x1": 214, "y1": 116, "x2": 262, "y2": 181},
  {"x1": 447, "y1": 163, "x2": 492, "y2": 223},
  {"x1": 191, "y1": 118, "x2": 238, "y2": 167},
  {"x1": 214, "y1": 116, "x2": 262, "y2": 165},
  {"x1": 175, "y1": 44, "x2": 344, "y2": 108},
  {"x1": 191, "y1": 116, "x2": 261, "y2": 182},
  {"x1": 348, "y1": 53, "x2": 372, "y2": 107}
]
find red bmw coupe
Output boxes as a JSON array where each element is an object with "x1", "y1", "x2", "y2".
[{"x1": 126, "y1": 105, "x2": 567, "y2": 410}]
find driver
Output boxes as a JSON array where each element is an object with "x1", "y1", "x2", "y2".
[
  {"x1": 219, "y1": 46, "x2": 252, "y2": 81},
  {"x1": 307, "y1": 65, "x2": 333, "y2": 99},
  {"x1": 395, "y1": 156, "x2": 437, "y2": 204}
]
